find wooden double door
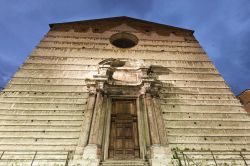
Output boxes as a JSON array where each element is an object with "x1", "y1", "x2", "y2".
[{"x1": 108, "y1": 100, "x2": 140, "y2": 159}]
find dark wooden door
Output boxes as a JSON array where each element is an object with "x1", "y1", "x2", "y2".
[{"x1": 108, "y1": 100, "x2": 140, "y2": 159}]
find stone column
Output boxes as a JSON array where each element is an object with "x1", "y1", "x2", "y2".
[
  {"x1": 88, "y1": 92, "x2": 104, "y2": 145},
  {"x1": 70, "y1": 81, "x2": 99, "y2": 166},
  {"x1": 138, "y1": 94, "x2": 151, "y2": 160},
  {"x1": 73, "y1": 87, "x2": 97, "y2": 160},
  {"x1": 81, "y1": 91, "x2": 103, "y2": 166},
  {"x1": 145, "y1": 93, "x2": 161, "y2": 145},
  {"x1": 102, "y1": 97, "x2": 111, "y2": 161},
  {"x1": 144, "y1": 83, "x2": 171, "y2": 166},
  {"x1": 149, "y1": 96, "x2": 172, "y2": 166},
  {"x1": 81, "y1": 80, "x2": 107, "y2": 166}
]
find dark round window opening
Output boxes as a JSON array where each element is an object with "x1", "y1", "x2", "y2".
[{"x1": 110, "y1": 32, "x2": 138, "y2": 48}]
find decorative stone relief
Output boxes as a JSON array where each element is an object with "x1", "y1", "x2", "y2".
[{"x1": 80, "y1": 58, "x2": 170, "y2": 166}]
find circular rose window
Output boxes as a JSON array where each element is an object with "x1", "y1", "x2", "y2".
[{"x1": 110, "y1": 32, "x2": 138, "y2": 48}]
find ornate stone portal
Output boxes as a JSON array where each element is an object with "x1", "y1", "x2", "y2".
[{"x1": 80, "y1": 59, "x2": 170, "y2": 165}]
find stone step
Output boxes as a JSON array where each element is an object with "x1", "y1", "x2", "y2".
[{"x1": 100, "y1": 159, "x2": 149, "y2": 166}]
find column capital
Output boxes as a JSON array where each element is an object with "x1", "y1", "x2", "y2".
[
  {"x1": 150, "y1": 80, "x2": 162, "y2": 98},
  {"x1": 140, "y1": 82, "x2": 150, "y2": 95},
  {"x1": 86, "y1": 79, "x2": 97, "y2": 96},
  {"x1": 85, "y1": 78, "x2": 108, "y2": 96},
  {"x1": 140, "y1": 80, "x2": 162, "y2": 98}
]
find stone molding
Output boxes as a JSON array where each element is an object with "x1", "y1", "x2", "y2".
[{"x1": 78, "y1": 59, "x2": 170, "y2": 166}]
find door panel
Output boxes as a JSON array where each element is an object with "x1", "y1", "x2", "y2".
[{"x1": 108, "y1": 100, "x2": 140, "y2": 159}]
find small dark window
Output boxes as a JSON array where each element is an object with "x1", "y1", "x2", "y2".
[{"x1": 110, "y1": 32, "x2": 138, "y2": 48}]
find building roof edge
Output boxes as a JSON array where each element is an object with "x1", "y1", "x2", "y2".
[{"x1": 49, "y1": 16, "x2": 194, "y2": 33}]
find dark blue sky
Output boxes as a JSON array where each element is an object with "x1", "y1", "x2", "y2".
[{"x1": 0, "y1": 0, "x2": 249, "y2": 95}]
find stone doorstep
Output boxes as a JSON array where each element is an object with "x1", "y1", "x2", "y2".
[{"x1": 100, "y1": 159, "x2": 149, "y2": 166}]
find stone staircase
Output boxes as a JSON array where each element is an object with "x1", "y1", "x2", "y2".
[{"x1": 100, "y1": 159, "x2": 150, "y2": 166}]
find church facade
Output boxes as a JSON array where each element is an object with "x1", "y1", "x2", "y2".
[{"x1": 0, "y1": 17, "x2": 249, "y2": 166}]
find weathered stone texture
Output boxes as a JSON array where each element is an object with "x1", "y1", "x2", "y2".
[
  {"x1": 0, "y1": 17, "x2": 248, "y2": 165},
  {"x1": 238, "y1": 89, "x2": 250, "y2": 113}
]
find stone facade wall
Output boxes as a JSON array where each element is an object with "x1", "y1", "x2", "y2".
[
  {"x1": 238, "y1": 89, "x2": 250, "y2": 113},
  {"x1": 0, "y1": 18, "x2": 248, "y2": 165}
]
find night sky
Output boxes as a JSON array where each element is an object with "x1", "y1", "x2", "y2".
[{"x1": 0, "y1": 0, "x2": 249, "y2": 95}]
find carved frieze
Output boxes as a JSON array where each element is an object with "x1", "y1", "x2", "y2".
[{"x1": 84, "y1": 58, "x2": 166, "y2": 98}]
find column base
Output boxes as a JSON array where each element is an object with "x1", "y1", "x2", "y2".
[
  {"x1": 71, "y1": 144, "x2": 100, "y2": 166},
  {"x1": 149, "y1": 145, "x2": 172, "y2": 166},
  {"x1": 69, "y1": 159, "x2": 100, "y2": 166}
]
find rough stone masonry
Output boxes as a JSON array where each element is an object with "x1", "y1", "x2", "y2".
[{"x1": 0, "y1": 16, "x2": 249, "y2": 166}]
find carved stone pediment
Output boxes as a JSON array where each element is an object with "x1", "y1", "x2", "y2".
[
  {"x1": 111, "y1": 70, "x2": 142, "y2": 85},
  {"x1": 96, "y1": 59, "x2": 147, "y2": 86},
  {"x1": 86, "y1": 59, "x2": 167, "y2": 97}
]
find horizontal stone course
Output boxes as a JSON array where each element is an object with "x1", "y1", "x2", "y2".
[
  {"x1": 0, "y1": 131, "x2": 80, "y2": 138},
  {"x1": 45, "y1": 34, "x2": 200, "y2": 46},
  {"x1": 21, "y1": 63, "x2": 98, "y2": 70},
  {"x1": 14, "y1": 68, "x2": 97, "y2": 79},
  {"x1": 0, "y1": 120, "x2": 82, "y2": 126},
  {"x1": 33, "y1": 48, "x2": 208, "y2": 61},
  {"x1": 165, "y1": 120, "x2": 250, "y2": 127},
  {"x1": 0, "y1": 125, "x2": 81, "y2": 131},
  {"x1": 38, "y1": 40, "x2": 205, "y2": 53},
  {"x1": 163, "y1": 112, "x2": 248, "y2": 120},
  {"x1": 169, "y1": 143, "x2": 250, "y2": 151},
  {"x1": 0, "y1": 91, "x2": 88, "y2": 98},
  {"x1": 0, "y1": 115, "x2": 84, "y2": 121},
  {"x1": 47, "y1": 30, "x2": 187, "y2": 41},
  {"x1": 0, "y1": 97, "x2": 87, "y2": 104},
  {"x1": 167, "y1": 128, "x2": 250, "y2": 135},
  {"x1": 0, "y1": 103, "x2": 86, "y2": 110},
  {"x1": 168, "y1": 135, "x2": 249, "y2": 144},
  {"x1": 161, "y1": 98, "x2": 240, "y2": 105},
  {"x1": 0, "y1": 145, "x2": 76, "y2": 151},
  {"x1": 3, "y1": 85, "x2": 88, "y2": 92}
]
